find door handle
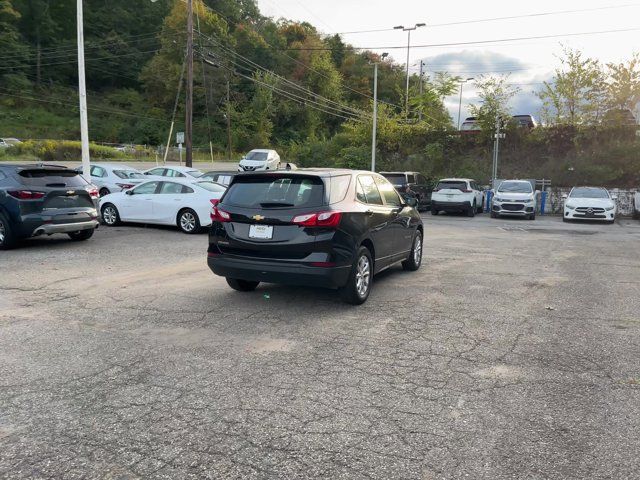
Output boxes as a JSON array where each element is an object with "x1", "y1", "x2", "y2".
[{"x1": 365, "y1": 210, "x2": 374, "y2": 216}]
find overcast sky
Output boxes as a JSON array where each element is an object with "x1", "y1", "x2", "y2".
[{"x1": 256, "y1": 0, "x2": 640, "y2": 122}]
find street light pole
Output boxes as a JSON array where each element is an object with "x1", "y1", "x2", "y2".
[
  {"x1": 185, "y1": 0, "x2": 194, "y2": 168},
  {"x1": 76, "y1": 0, "x2": 90, "y2": 177},
  {"x1": 395, "y1": 23, "x2": 425, "y2": 116},
  {"x1": 371, "y1": 52, "x2": 388, "y2": 172},
  {"x1": 457, "y1": 77, "x2": 474, "y2": 130}
]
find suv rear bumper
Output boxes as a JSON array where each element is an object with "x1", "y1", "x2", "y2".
[
  {"x1": 32, "y1": 220, "x2": 99, "y2": 236},
  {"x1": 208, "y1": 255, "x2": 351, "y2": 289},
  {"x1": 432, "y1": 200, "x2": 471, "y2": 211}
]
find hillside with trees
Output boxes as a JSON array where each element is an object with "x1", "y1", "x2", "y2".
[{"x1": 1, "y1": 0, "x2": 639, "y2": 186}]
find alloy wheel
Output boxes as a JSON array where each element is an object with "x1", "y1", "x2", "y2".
[
  {"x1": 413, "y1": 235, "x2": 422, "y2": 265},
  {"x1": 103, "y1": 206, "x2": 117, "y2": 225},
  {"x1": 355, "y1": 255, "x2": 371, "y2": 297},
  {"x1": 0, "y1": 220, "x2": 5, "y2": 244},
  {"x1": 180, "y1": 212, "x2": 196, "y2": 232}
]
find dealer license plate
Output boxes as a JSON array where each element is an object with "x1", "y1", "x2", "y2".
[{"x1": 249, "y1": 224, "x2": 273, "y2": 239}]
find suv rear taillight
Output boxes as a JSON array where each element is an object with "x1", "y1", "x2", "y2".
[
  {"x1": 8, "y1": 190, "x2": 45, "y2": 200},
  {"x1": 85, "y1": 185, "x2": 99, "y2": 198},
  {"x1": 292, "y1": 211, "x2": 342, "y2": 228},
  {"x1": 210, "y1": 199, "x2": 230, "y2": 222}
]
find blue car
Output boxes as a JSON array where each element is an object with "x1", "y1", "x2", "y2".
[{"x1": 0, "y1": 164, "x2": 100, "y2": 249}]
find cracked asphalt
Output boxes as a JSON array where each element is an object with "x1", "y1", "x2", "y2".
[{"x1": 1, "y1": 214, "x2": 639, "y2": 479}]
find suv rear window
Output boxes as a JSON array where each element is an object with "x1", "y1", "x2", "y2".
[
  {"x1": 382, "y1": 174, "x2": 406, "y2": 185},
  {"x1": 18, "y1": 169, "x2": 88, "y2": 187},
  {"x1": 224, "y1": 175, "x2": 325, "y2": 208},
  {"x1": 436, "y1": 181, "x2": 467, "y2": 191}
]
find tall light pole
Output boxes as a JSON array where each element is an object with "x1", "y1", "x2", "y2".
[
  {"x1": 185, "y1": 0, "x2": 194, "y2": 168},
  {"x1": 371, "y1": 52, "x2": 388, "y2": 172},
  {"x1": 394, "y1": 23, "x2": 425, "y2": 116},
  {"x1": 76, "y1": 0, "x2": 90, "y2": 177},
  {"x1": 457, "y1": 77, "x2": 474, "y2": 130}
]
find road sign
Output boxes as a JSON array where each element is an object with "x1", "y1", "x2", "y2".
[{"x1": 176, "y1": 131, "x2": 185, "y2": 144}]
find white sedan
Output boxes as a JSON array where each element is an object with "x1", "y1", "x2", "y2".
[
  {"x1": 142, "y1": 166, "x2": 204, "y2": 180},
  {"x1": 563, "y1": 187, "x2": 617, "y2": 223},
  {"x1": 99, "y1": 179, "x2": 226, "y2": 233},
  {"x1": 78, "y1": 163, "x2": 150, "y2": 197}
]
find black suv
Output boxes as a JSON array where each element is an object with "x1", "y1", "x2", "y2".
[
  {"x1": 208, "y1": 169, "x2": 424, "y2": 304},
  {"x1": 0, "y1": 164, "x2": 99, "y2": 249},
  {"x1": 380, "y1": 171, "x2": 432, "y2": 211}
]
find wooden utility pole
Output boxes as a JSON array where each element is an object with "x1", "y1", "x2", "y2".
[
  {"x1": 185, "y1": 0, "x2": 194, "y2": 167},
  {"x1": 226, "y1": 78, "x2": 232, "y2": 161}
]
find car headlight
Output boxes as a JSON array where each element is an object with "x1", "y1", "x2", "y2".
[
  {"x1": 605, "y1": 205, "x2": 615, "y2": 211},
  {"x1": 565, "y1": 203, "x2": 576, "y2": 210}
]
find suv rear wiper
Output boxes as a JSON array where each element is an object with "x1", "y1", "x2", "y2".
[
  {"x1": 46, "y1": 183, "x2": 67, "y2": 187},
  {"x1": 260, "y1": 202, "x2": 295, "y2": 208}
]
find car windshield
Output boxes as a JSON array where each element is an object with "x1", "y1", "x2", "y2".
[
  {"x1": 436, "y1": 181, "x2": 467, "y2": 190},
  {"x1": 224, "y1": 175, "x2": 324, "y2": 208},
  {"x1": 186, "y1": 170, "x2": 202, "y2": 178},
  {"x1": 245, "y1": 151, "x2": 269, "y2": 161},
  {"x1": 382, "y1": 174, "x2": 406, "y2": 185},
  {"x1": 113, "y1": 170, "x2": 145, "y2": 179},
  {"x1": 498, "y1": 181, "x2": 533, "y2": 193},
  {"x1": 195, "y1": 181, "x2": 226, "y2": 193},
  {"x1": 570, "y1": 187, "x2": 609, "y2": 199}
]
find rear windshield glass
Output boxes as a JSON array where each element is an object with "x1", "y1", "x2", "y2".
[
  {"x1": 18, "y1": 169, "x2": 87, "y2": 187},
  {"x1": 382, "y1": 174, "x2": 406, "y2": 185},
  {"x1": 245, "y1": 151, "x2": 269, "y2": 161},
  {"x1": 570, "y1": 187, "x2": 609, "y2": 199},
  {"x1": 195, "y1": 181, "x2": 226, "y2": 193},
  {"x1": 224, "y1": 176, "x2": 324, "y2": 208},
  {"x1": 114, "y1": 170, "x2": 145, "y2": 179},
  {"x1": 436, "y1": 181, "x2": 467, "y2": 190},
  {"x1": 498, "y1": 181, "x2": 533, "y2": 193}
]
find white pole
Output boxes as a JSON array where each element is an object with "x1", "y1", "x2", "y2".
[
  {"x1": 76, "y1": 0, "x2": 90, "y2": 176},
  {"x1": 371, "y1": 62, "x2": 378, "y2": 172},
  {"x1": 404, "y1": 29, "x2": 411, "y2": 116}
]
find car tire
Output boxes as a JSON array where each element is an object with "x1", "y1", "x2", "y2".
[
  {"x1": 562, "y1": 216, "x2": 569, "y2": 223},
  {"x1": 0, "y1": 212, "x2": 18, "y2": 250},
  {"x1": 101, "y1": 203, "x2": 120, "y2": 226},
  {"x1": 68, "y1": 229, "x2": 95, "y2": 241},
  {"x1": 177, "y1": 208, "x2": 200, "y2": 234},
  {"x1": 477, "y1": 201, "x2": 484, "y2": 213},
  {"x1": 99, "y1": 187, "x2": 110, "y2": 197},
  {"x1": 340, "y1": 246, "x2": 373, "y2": 305},
  {"x1": 431, "y1": 208, "x2": 439, "y2": 216},
  {"x1": 402, "y1": 230, "x2": 423, "y2": 271},
  {"x1": 467, "y1": 203, "x2": 476, "y2": 217},
  {"x1": 528, "y1": 213, "x2": 536, "y2": 220},
  {"x1": 226, "y1": 278, "x2": 260, "y2": 291}
]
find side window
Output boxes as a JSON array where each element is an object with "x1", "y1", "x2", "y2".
[
  {"x1": 146, "y1": 168, "x2": 164, "y2": 176},
  {"x1": 375, "y1": 177, "x2": 402, "y2": 207},
  {"x1": 357, "y1": 175, "x2": 383, "y2": 206},
  {"x1": 356, "y1": 179, "x2": 367, "y2": 203},
  {"x1": 407, "y1": 174, "x2": 416, "y2": 184},
  {"x1": 133, "y1": 182, "x2": 159, "y2": 195},
  {"x1": 418, "y1": 174, "x2": 427, "y2": 185},
  {"x1": 182, "y1": 185, "x2": 194, "y2": 194},
  {"x1": 329, "y1": 175, "x2": 351, "y2": 204},
  {"x1": 159, "y1": 182, "x2": 184, "y2": 194},
  {"x1": 91, "y1": 166, "x2": 105, "y2": 178}
]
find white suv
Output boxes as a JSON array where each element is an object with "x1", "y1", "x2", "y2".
[
  {"x1": 431, "y1": 178, "x2": 485, "y2": 217},
  {"x1": 238, "y1": 149, "x2": 281, "y2": 172}
]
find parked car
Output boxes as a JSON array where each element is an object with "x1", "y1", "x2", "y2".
[
  {"x1": 431, "y1": 178, "x2": 485, "y2": 216},
  {"x1": 0, "y1": 164, "x2": 99, "y2": 249},
  {"x1": 460, "y1": 117, "x2": 481, "y2": 133},
  {"x1": 237, "y1": 149, "x2": 281, "y2": 172},
  {"x1": 77, "y1": 163, "x2": 149, "y2": 197},
  {"x1": 207, "y1": 169, "x2": 423, "y2": 304},
  {"x1": 142, "y1": 166, "x2": 203, "y2": 179},
  {"x1": 563, "y1": 187, "x2": 617, "y2": 223},
  {"x1": 634, "y1": 191, "x2": 640, "y2": 219},
  {"x1": 380, "y1": 171, "x2": 432, "y2": 211},
  {"x1": 0, "y1": 138, "x2": 21, "y2": 147},
  {"x1": 200, "y1": 171, "x2": 237, "y2": 186},
  {"x1": 0, "y1": 139, "x2": 8, "y2": 149},
  {"x1": 100, "y1": 178, "x2": 226, "y2": 234},
  {"x1": 491, "y1": 180, "x2": 537, "y2": 220}
]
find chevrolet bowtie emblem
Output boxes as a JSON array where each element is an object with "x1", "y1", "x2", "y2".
[
  {"x1": 252, "y1": 214, "x2": 265, "y2": 221},
  {"x1": 66, "y1": 190, "x2": 75, "y2": 195}
]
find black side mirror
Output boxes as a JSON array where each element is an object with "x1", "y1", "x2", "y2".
[{"x1": 125, "y1": 190, "x2": 134, "y2": 196}]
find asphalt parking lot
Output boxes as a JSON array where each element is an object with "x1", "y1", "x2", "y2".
[{"x1": 1, "y1": 214, "x2": 639, "y2": 479}]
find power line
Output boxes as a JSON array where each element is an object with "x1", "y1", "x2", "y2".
[
  {"x1": 0, "y1": 48, "x2": 165, "y2": 70},
  {"x1": 334, "y1": 4, "x2": 640, "y2": 34}
]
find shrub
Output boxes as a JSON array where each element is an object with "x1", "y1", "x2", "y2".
[{"x1": 8, "y1": 140, "x2": 124, "y2": 162}]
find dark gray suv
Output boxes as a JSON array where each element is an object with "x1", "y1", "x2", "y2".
[{"x1": 0, "y1": 164, "x2": 99, "y2": 249}]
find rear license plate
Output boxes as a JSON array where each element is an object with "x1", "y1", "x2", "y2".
[{"x1": 249, "y1": 224, "x2": 273, "y2": 239}]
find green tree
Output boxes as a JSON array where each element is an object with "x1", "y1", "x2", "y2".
[
  {"x1": 605, "y1": 53, "x2": 640, "y2": 112},
  {"x1": 0, "y1": 0, "x2": 29, "y2": 84},
  {"x1": 469, "y1": 75, "x2": 520, "y2": 133}
]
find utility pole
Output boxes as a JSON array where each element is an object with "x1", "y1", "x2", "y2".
[
  {"x1": 457, "y1": 77, "x2": 474, "y2": 130},
  {"x1": 418, "y1": 60, "x2": 424, "y2": 122},
  {"x1": 76, "y1": 0, "x2": 90, "y2": 177},
  {"x1": 371, "y1": 53, "x2": 387, "y2": 172},
  {"x1": 492, "y1": 118, "x2": 505, "y2": 186},
  {"x1": 185, "y1": 0, "x2": 194, "y2": 167},
  {"x1": 226, "y1": 78, "x2": 232, "y2": 161},
  {"x1": 394, "y1": 23, "x2": 425, "y2": 117}
]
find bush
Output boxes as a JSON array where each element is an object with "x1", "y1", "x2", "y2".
[{"x1": 8, "y1": 140, "x2": 124, "y2": 162}]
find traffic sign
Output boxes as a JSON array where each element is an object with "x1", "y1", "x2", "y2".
[{"x1": 176, "y1": 132, "x2": 185, "y2": 144}]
